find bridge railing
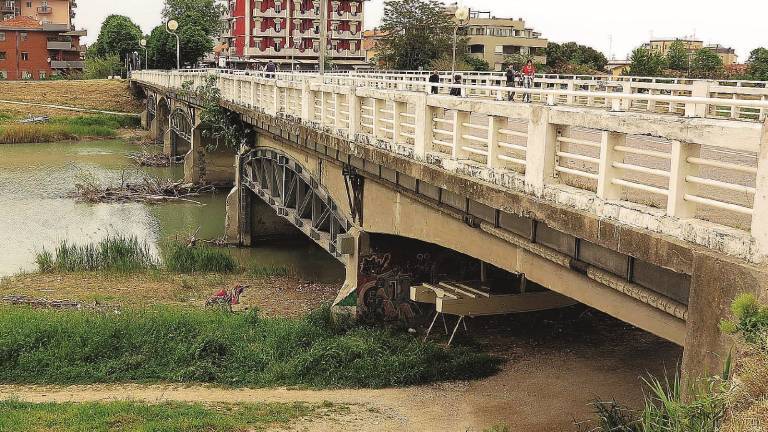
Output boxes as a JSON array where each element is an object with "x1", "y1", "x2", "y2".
[{"x1": 133, "y1": 70, "x2": 768, "y2": 261}]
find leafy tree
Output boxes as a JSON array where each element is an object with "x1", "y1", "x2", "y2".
[
  {"x1": 546, "y1": 42, "x2": 608, "y2": 74},
  {"x1": 157, "y1": 0, "x2": 225, "y2": 67},
  {"x1": 84, "y1": 54, "x2": 122, "y2": 79},
  {"x1": 746, "y1": 47, "x2": 768, "y2": 81},
  {"x1": 90, "y1": 15, "x2": 143, "y2": 61},
  {"x1": 628, "y1": 47, "x2": 666, "y2": 76},
  {"x1": 378, "y1": 0, "x2": 460, "y2": 70},
  {"x1": 690, "y1": 48, "x2": 724, "y2": 79},
  {"x1": 666, "y1": 40, "x2": 690, "y2": 72},
  {"x1": 464, "y1": 56, "x2": 490, "y2": 71}
]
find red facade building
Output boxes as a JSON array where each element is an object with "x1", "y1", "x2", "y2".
[
  {"x1": 0, "y1": 16, "x2": 84, "y2": 80},
  {"x1": 218, "y1": 0, "x2": 366, "y2": 69}
]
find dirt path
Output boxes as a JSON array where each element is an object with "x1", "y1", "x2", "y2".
[{"x1": 0, "y1": 313, "x2": 681, "y2": 432}]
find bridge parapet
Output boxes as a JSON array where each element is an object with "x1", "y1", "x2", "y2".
[{"x1": 132, "y1": 70, "x2": 768, "y2": 264}]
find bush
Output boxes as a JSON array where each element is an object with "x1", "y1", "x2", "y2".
[
  {"x1": 165, "y1": 243, "x2": 238, "y2": 274},
  {"x1": 0, "y1": 305, "x2": 500, "y2": 388},
  {"x1": 36, "y1": 235, "x2": 156, "y2": 273},
  {"x1": 720, "y1": 293, "x2": 768, "y2": 349}
]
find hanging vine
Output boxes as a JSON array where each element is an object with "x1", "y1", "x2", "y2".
[{"x1": 193, "y1": 76, "x2": 248, "y2": 153}]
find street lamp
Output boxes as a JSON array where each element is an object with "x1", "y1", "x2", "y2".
[
  {"x1": 452, "y1": 6, "x2": 470, "y2": 75},
  {"x1": 139, "y1": 38, "x2": 148, "y2": 70},
  {"x1": 165, "y1": 20, "x2": 180, "y2": 70}
]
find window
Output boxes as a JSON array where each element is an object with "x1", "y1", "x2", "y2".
[
  {"x1": 39, "y1": 71, "x2": 46, "y2": 79},
  {"x1": 275, "y1": 21, "x2": 281, "y2": 32},
  {"x1": 20, "y1": 32, "x2": 28, "y2": 41},
  {"x1": 0, "y1": 71, "x2": 7, "y2": 80},
  {"x1": 273, "y1": 41, "x2": 280, "y2": 51},
  {"x1": 21, "y1": 52, "x2": 29, "y2": 61},
  {"x1": 26, "y1": 1, "x2": 32, "y2": 7},
  {"x1": 0, "y1": 52, "x2": 5, "y2": 60},
  {"x1": 21, "y1": 70, "x2": 31, "y2": 80},
  {"x1": 468, "y1": 44, "x2": 484, "y2": 54},
  {"x1": 0, "y1": 32, "x2": 5, "y2": 42}
]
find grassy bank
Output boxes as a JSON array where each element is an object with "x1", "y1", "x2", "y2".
[
  {"x1": 0, "y1": 305, "x2": 498, "y2": 388},
  {"x1": 0, "y1": 79, "x2": 143, "y2": 113},
  {"x1": 0, "y1": 114, "x2": 140, "y2": 144},
  {"x1": 0, "y1": 400, "x2": 324, "y2": 432}
]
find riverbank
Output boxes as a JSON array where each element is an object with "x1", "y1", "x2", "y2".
[
  {"x1": 0, "y1": 79, "x2": 142, "y2": 114},
  {"x1": 0, "y1": 114, "x2": 144, "y2": 144}
]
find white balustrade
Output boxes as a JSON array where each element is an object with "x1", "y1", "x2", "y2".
[{"x1": 132, "y1": 69, "x2": 768, "y2": 258}]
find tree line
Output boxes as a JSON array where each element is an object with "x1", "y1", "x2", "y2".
[{"x1": 85, "y1": 0, "x2": 224, "y2": 78}]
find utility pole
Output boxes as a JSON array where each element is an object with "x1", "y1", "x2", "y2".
[{"x1": 319, "y1": 0, "x2": 327, "y2": 74}]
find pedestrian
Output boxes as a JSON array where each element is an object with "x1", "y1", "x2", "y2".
[
  {"x1": 449, "y1": 74, "x2": 462, "y2": 97},
  {"x1": 429, "y1": 70, "x2": 440, "y2": 95},
  {"x1": 505, "y1": 64, "x2": 517, "y2": 101},
  {"x1": 522, "y1": 59, "x2": 535, "y2": 103},
  {"x1": 265, "y1": 60, "x2": 277, "y2": 79}
]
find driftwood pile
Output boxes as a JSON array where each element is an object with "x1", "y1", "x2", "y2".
[
  {"x1": 71, "y1": 177, "x2": 216, "y2": 205},
  {"x1": 128, "y1": 151, "x2": 184, "y2": 167},
  {"x1": 2, "y1": 295, "x2": 122, "y2": 312}
]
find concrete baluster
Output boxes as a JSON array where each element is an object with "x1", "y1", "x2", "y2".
[
  {"x1": 347, "y1": 88, "x2": 361, "y2": 138},
  {"x1": 487, "y1": 116, "x2": 501, "y2": 169},
  {"x1": 301, "y1": 80, "x2": 312, "y2": 120},
  {"x1": 272, "y1": 84, "x2": 280, "y2": 115},
  {"x1": 413, "y1": 93, "x2": 433, "y2": 160},
  {"x1": 597, "y1": 132, "x2": 625, "y2": 200},
  {"x1": 667, "y1": 140, "x2": 701, "y2": 218},
  {"x1": 751, "y1": 121, "x2": 768, "y2": 257},
  {"x1": 524, "y1": 106, "x2": 558, "y2": 195},
  {"x1": 372, "y1": 98, "x2": 386, "y2": 139},
  {"x1": 392, "y1": 100, "x2": 406, "y2": 144},
  {"x1": 334, "y1": 93, "x2": 344, "y2": 129},
  {"x1": 686, "y1": 80, "x2": 711, "y2": 118}
]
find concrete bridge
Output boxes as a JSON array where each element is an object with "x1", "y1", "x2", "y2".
[{"x1": 132, "y1": 69, "x2": 768, "y2": 379}]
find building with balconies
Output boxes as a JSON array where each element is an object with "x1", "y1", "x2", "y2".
[
  {"x1": 0, "y1": 15, "x2": 84, "y2": 80},
  {"x1": 218, "y1": 0, "x2": 366, "y2": 70},
  {"x1": 1, "y1": 0, "x2": 76, "y2": 28},
  {"x1": 446, "y1": 6, "x2": 548, "y2": 71}
]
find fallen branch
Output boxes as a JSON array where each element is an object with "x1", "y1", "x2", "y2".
[
  {"x1": 128, "y1": 151, "x2": 184, "y2": 167},
  {"x1": 70, "y1": 176, "x2": 216, "y2": 205}
]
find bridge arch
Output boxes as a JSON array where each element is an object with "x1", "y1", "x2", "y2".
[
  {"x1": 241, "y1": 147, "x2": 352, "y2": 260},
  {"x1": 169, "y1": 107, "x2": 193, "y2": 157}
]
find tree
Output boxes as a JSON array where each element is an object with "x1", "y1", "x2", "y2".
[
  {"x1": 84, "y1": 54, "x2": 122, "y2": 79},
  {"x1": 90, "y1": 15, "x2": 143, "y2": 61},
  {"x1": 545, "y1": 42, "x2": 608, "y2": 74},
  {"x1": 746, "y1": 47, "x2": 768, "y2": 81},
  {"x1": 690, "y1": 48, "x2": 724, "y2": 79},
  {"x1": 377, "y1": 0, "x2": 459, "y2": 70},
  {"x1": 628, "y1": 47, "x2": 666, "y2": 76},
  {"x1": 159, "y1": 0, "x2": 225, "y2": 67},
  {"x1": 666, "y1": 40, "x2": 690, "y2": 72},
  {"x1": 464, "y1": 56, "x2": 490, "y2": 71}
]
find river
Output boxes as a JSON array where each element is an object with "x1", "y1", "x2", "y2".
[{"x1": 0, "y1": 140, "x2": 344, "y2": 281}]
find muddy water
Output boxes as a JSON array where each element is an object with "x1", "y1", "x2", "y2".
[{"x1": 0, "y1": 140, "x2": 344, "y2": 281}]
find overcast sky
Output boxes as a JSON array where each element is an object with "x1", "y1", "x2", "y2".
[{"x1": 78, "y1": 0, "x2": 767, "y2": 61}]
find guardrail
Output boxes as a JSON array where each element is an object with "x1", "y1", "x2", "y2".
[{"x1": 133, "y1": 69, "x2": 768, "y2": 261}]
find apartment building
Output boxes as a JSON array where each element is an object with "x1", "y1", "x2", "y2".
[
  {"x1": 0, "y1": 0, "x2": 84, "y2": 79},
  {"x1": 218, "y1": 0, "x2": 366, "y2": 69},
  {"x1": 446, "y1": 6, "x2": 548, "y2": 71},
  {"x1": 0, "y1": 15, "x2": 84, "y2": 80},
  {"x1": 643, "y1": 38, "x2": 738, "y2": 65},
  {"x1": 2, "y1": 0, "x2": 75, "y2": 27}
]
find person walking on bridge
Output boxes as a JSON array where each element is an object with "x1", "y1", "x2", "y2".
[
  {"x1": 505, "y1": 64, "x2": 518, "y2": 101},
  {"x1": 522, "y1": 60, "x2": 535, "y2": 103},
  {"x1": 429, "y1": 71, "x2": 440, "y2": 95},
  {"x1": 449, "y1": 74, "x2": 463, "y2": 97},
  {"x1": 265, "y1": 60, "x2": 277, "y2": 79}
]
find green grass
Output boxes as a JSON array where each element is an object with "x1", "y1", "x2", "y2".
[
  {"x1": 164, "y1": 243, "x2": 238, "y2": 274},
  {"x1": 0, "y1": 305, "x2": 499, "y2": 388},
  {"x1": 0, "y1": 400, "x2": 320, "y2": 432},
  {"x1": 0, "y1": 114, "x2": 139, "y2": 143},
  {"x1": 248, "y1": 264, "x2": 292, "y2": 278},
  {"x1": 36, "y1": 235, "x2": 157, "y2": 273}
]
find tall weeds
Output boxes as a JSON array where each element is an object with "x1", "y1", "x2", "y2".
[
  {"x1": 36, "y1": 235, "x2": 156, "y2": 273},
  {"x1": 164, "y1": 243, "x2": 238, "y2": 274}
]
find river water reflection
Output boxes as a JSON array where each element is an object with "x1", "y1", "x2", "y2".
[{"x1": 0, "y1": 140, "x2": 344, "y2": 281}]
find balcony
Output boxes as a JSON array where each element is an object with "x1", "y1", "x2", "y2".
[
  {"x1": 253, "y1": 27, "x2": 286, "y2": 37},
  {"x1": 50, "y1": 60, "x2": 84, "y2": 69},
  {"x1": 47, "y1": 41, "x2": 72, "y2": 50},
  {"x1": 331, "y1": 11, "x2": 362, "y2": 21},
  {"x1": 37, "y1": 6, "x2": 52, "y2": 14},
  {"x1": 330, "y1": 30, "x2": 361, "y2": 40}
]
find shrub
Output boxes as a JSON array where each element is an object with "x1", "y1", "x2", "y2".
[
  {"x1": 36, "y1": 235, "x2": 156, "y2": 273},
  {"x1": 0, "y1": 305, "x2": 499, "y2": 388},
  {"x1": 165, "y1": 243, "x2": 238, "y2": 274},
  {"x1": 720, "y1": 293, "x2": 768, "y2": 349}
]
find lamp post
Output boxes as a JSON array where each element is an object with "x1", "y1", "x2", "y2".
[
  {"x1": 140, "y1": 38, "x2": 148, "y2": 69},
  {"x1": 165, "y1": 20, "x2": 180, "y2": 70},
  {"x1": 451, "y1": 6, "x2": 469, "y2": 75}
]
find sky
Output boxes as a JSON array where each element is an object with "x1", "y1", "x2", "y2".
[{"x1": 77, "y1": 0, "x2": 768, "y2": 61}]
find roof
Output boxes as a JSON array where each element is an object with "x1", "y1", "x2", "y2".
[{"x1": 0, "y1": 16, "x2": 43, "y2": 30}]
